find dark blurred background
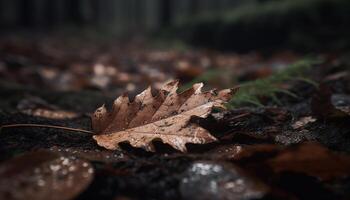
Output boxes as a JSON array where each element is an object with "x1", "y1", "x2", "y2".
[
  {"x1": 0, "y1": 0, "x2": 349, "y2": 99},
  {"x1": 1, "y1": 0, "x2": 349, "y2": 52},
  {"x1": 0, "y1": 0, "x2": 247, "y2": 31}
]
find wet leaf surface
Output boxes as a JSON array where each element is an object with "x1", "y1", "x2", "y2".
[
  {"x1": 266, "y1": 143, "x2": 350, "y2": 181},
  {"x1": 0, "y1": 151, "x2": 93, "y2": 200},
  {"x1": 93, "y1": 80, "x2": 236, "y2": 152}
]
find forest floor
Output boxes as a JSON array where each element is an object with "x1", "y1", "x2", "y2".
[{"x1": 0, "y1": 35, "x2": 350, "y2": 200}]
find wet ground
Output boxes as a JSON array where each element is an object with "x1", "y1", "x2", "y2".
[{"x1": 1, "y1": 35, "x2": 350, "y2": 200}]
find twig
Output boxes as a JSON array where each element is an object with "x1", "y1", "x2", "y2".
[{"x1": 0, "y1": 124, "x2": 93, "y2": 134}]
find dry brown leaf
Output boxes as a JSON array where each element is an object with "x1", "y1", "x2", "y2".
[
  {"x1": 266, "y1": 142, "x2": 350, "y2": 181},
  {"x1": 92, "y1": 80, "x2": 236, "y2": 152}
]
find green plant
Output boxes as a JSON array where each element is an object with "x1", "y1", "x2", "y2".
[{"x1": 229, "y1": 59, "x2": 318, "y2": 108}]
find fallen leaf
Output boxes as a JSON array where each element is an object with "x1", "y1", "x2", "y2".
[
  {"x1": 208, "y1": 144, "x2": 279, "y2": 161},
  {"x1": 266, "y1": 142, "x2": 350, "y2": 181},
  {"x1": 0, "y1": 151, "x2": 94, "y2": 200},
  {"x1": 22, "y1": 108, "x2": 79, "y2": 119},
  {"x1": 92, "y1": 80, "x2": 236, "y2": 152},
  {"x1": 292, "y1": 116, "x2": 316, "y2": 129},
  {"x1": 209, "y1": 143, "x2": 350, "y2": 181},
  {"x1": 311, "y1": 84, "x2": 350, "y2": 120},
  {"x1": 17, "y1": 96, "x2": 79, "y2": 119}
]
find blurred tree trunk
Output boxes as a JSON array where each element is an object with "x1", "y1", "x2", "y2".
[
  {"x1": 159, "y1": 0, "x2": 172, "y2": 28},
  {"x1": 0, "y1": 0, "x2": 244, "y2": 31},
  {"x1": 91, "y1": 0, "x2": 101, "y2": 25},
  {"x1": 65, "y1": 0, "x2": 83, "y2": 25},
  {"x1": 44, "y1": 0, "x2": 55, "y2": 28},
  {"x1": 19, "y1": 0, "x2": 34, "y2": 27},
  {"x1": 144, "y1": 0, "x2": 159, "y2": 31},
  {"x1": 189, "y1": 0, "x2": 199, "y2": 15},
  {"x1": 0, "y1": 0, "x2": 18, "y2": 27}
]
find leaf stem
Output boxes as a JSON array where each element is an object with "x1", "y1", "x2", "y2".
[{"x1": 0, "y1": 124, "x2": 93, "y2": 134}]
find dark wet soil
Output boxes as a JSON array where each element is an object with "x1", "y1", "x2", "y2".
[{"x1": 1, "y1": 37, "x2": 350, "y2": 200}]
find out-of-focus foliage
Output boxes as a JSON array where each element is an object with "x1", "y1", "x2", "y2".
[
  {"x1": 182, "y1": 59, "x2": 318, "y2": 107},
  {"x1": 175, "y1": 0, "x2": 350, "y2": 52},
  {"x1": 229, "y1": 59, "x2": 318, "y2": 107}
]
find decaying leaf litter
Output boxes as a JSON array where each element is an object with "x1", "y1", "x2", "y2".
[{"x1": 1, "y1": 36, "x2": 350, "y2": 200}]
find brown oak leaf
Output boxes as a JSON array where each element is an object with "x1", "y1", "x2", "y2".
[{"x1": 92, "y1": 80, "x2": 236, "y2": 152}]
